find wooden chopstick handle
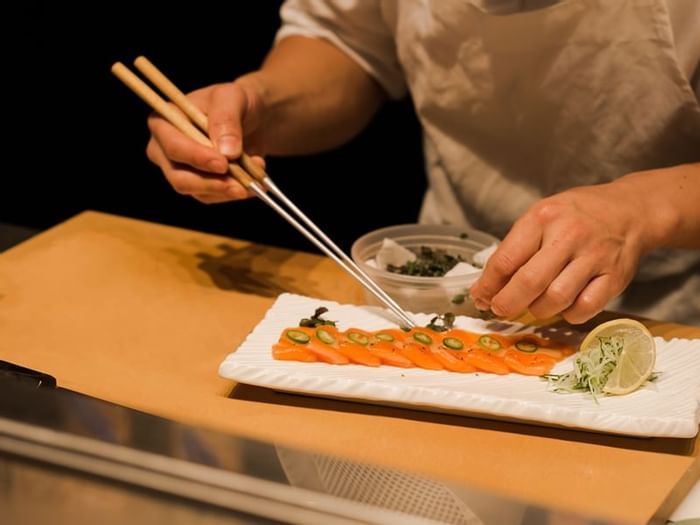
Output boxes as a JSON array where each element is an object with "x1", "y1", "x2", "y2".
[
  {"x1": 111, "y1": 62, "x2": 254, "y2": 188},
  {"x1": 133, "y1": 56, "x2": 208, "y2": 131},
  {"x1": 133, "y1": 56, "x2": 268, "y2": 184}
]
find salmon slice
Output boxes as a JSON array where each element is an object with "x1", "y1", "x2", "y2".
[
  {"x1": 441, "y1": 329, "x2": 481, "y2": 348},
  {"x1": 272, "y1": 343, "x2": 318, "y2": 362},
  {"x1": 373, "y1": 329, "x2": 408, "y2": 345},
  {"x1": 339, "y1": 327, "x2": 372, "y2": 347},
  {"x1": 503, "y1": 348, "x2": 558, "y2": 376},
  {"x1": 463, "y1": 346, "x2": 510, "y2": 375},
  {"x1": 475, "y1": 333, "x2": 514, "y2": 352},
  {"x1": 529, "y1": 347, "x2": 565, "y2": 359},
  {"x1": 368, "y1": 341, "x2": 414, "y2": 368},
  {"x1": 406, "y1": 327, "x2": 439, "y2": 347},
  {"x1": 401, "y1": 343, "x2": 444, "y2": 370},
  {"x1": 275, "y1": 326, "x2": 349, "y2": 364},
  {"x1": 429, "y1": 346, "x2": 476, "y2": 373},
  {"x1": 509, "y1": 334, "x2": 576, "y2": 359},
  {"x1": 277, "y1": 326, "x2": 316, "y2": 345},
  {"x1": 301, "y1": 338, "x2": 347, "y2": 364},
  {"x1": 336, "y1": 342, "x2": 381, "y2": 367}
]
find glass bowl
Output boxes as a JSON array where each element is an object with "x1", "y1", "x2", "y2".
[{"x1": 350, "y1": 224, "x2": 499, "y2": 317}]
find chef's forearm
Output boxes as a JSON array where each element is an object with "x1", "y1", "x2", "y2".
[
  {"x1": 615, "y1": 162, "x2": 700, "y2": 251},
  {"x1": 235, "y1": 35, "x2": 387, "y2": 155}
]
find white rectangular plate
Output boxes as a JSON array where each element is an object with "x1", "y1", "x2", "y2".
[{"x1": 219, "y1": 293, "x2": 700, "y2": 438}]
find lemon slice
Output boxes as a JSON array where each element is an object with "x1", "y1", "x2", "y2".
[{"x1": 578, "y1": 318, "x2": 656, "y2": 395}]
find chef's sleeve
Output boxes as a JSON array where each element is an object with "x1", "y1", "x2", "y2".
[{"x1": 276, "y1": 0, "x2": 407, "y2": 99}]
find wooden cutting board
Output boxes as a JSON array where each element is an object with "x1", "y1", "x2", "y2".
[{"x1": 1, "y1": 210, "x2": 698, "y2": 523}]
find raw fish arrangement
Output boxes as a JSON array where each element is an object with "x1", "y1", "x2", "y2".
[{"x1": 272, "y1": 310, "x2": 575, "y2": 376}]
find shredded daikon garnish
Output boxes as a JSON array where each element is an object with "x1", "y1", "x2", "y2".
[{"x1": 544, "y1": 335, "x2": 624, "y2": 401}]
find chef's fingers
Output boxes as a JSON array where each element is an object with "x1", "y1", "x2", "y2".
[
  {"x1": 147, "y1": 140, "x2": 249, "y2": 200},
  {"x1": 528, "y1": 257, "x2": 599, "y2": 320},
  {"x1": 249, "y1": 155, "x2": 266, "y2": 169},
  {"x1": 207, "y1": 83, "x2": 249, "y2": 160},
  {"x1": 192, "y1": 156, "x2": 263, "y2": 201},
  {"x1": 191, "y1": 192, "x2": 241, "y2": 204},
  {"x1": 487, "y1": 234, "x2": 575, "y2": 318},
  {"x1": 470, "y1": 218, "x2": 542, "y2": 310},
  {"x1": 560, "y1": 273, "x2": 617, "y2": 324},
  {"x1": 148, "y1": 111, "x2": 229, "y2": 174}
]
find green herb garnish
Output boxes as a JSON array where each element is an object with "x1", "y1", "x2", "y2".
[
  {"x1": 299, "y1": 307, "x2": 337, "y2": 328},
  {"x1": 426, "y1": 312, "x2": 456, "y2": 333},
  {"x1": 451, "y1": 294, "x2": 466, "y2": 304},
  {"x1": 386, "y1": 246, "x2": 463, "y2": 277}
]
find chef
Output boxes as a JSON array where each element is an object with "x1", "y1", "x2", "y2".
[{"x1": 146, "y1": 0, "x2": 700, "y2": 325}]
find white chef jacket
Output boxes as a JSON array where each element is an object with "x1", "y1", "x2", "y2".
[{"x1": 276, "y1": 0, "x2": 700, "y2": 325}]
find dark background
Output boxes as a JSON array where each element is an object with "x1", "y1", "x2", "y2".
[{"x1": 7, "y1": 1, "x2": 426, "y2": 254}]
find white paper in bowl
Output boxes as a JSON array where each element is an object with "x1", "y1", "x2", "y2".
[{"x1": 219, "y1": 293, "x2": 700, "y2": 438}]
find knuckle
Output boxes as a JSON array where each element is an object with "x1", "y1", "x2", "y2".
[
  {"x1": 489, "y1": 252, "x2": 519, "y2": 277},
  {"x1": 568, "y1": 224, "x2": 589, "y2": 244},
  {"x1": 169, "y1": 174, "x2": 192, "y2": 195},
  {"x1": 576, "y1": 292, "x2": 602, "y2": 314},
  {"x1": 564, "y1": 294, "x2": 603, "y2": 325},
  {"x1": 471, "y1": 284, "x2": 487, "y2": 299},
  {"x1": 155, "y1": 136, "x2": 176, "y2": 159},
  {"x1": 194, "y1": 195, "x2": 217, "y2": 205},
  {"x1": 516, "y1": 267, "x2": 545, "y2": 290},
  {"x1": 586, "y1": 247, "x2": 610, "y2": 268},
  {"x1": 529, "y1": 286, "x2": 571, "y2": 320},
  {"x1": 205, "y1": 180, "x2": 227, "y2": 194},
  {"x1": 472, "y1": 281, "x2": 496, "y2": 300},
  {"x1": 145, "y1": 140, "x2": 157, "y2": 163},
  {"x1": 544, "y1": 283, "x2": 571, "y2": 309},
  {"x1": 530, "y1": 200, "x2": 562, "y2": 223},
  {"x1": 193, "y1": 150, "x2": 217, "y2": 172},
  {"x1": 210, "y1": 82, "x2": 230, "y2": 97}
]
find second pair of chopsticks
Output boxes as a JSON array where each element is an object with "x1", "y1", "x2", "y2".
[{"x1": 112, "y1": 57, "x2": 416, "y2": 328}]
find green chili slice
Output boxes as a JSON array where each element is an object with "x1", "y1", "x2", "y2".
[
  {"x1": 375, "y1": 333, "x2": 395, "y2": 342},
  {"x1": 413, "y1": 332, "x2": 433, "y2": 345},
  {"x1": 347, "y1": 332, "x2": 369, "y2": 346},
  {"x1": 442, "y1": 337, "x2": 464, "y2": 350},
  {"x1": 286, "y1": 330, "x2": 310, "y2": 344},
  {"x1": 478, "y1": 335, "x2": 502, "y2": 351},
  {"x1": 515, "y1": 340, "x2": 538, "y2": 353},
  {"x1": 316, "y1": 328, "x2": 336, "y2": 345}
]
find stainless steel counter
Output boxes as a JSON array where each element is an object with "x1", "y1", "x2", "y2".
[{"x1": 0, "y1": 370, "x2": 618, "y2": 524}]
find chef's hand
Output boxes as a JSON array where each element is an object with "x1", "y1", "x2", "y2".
[
  {"x1": 146, "y1": 80, "x2": 266, "y2": 204},
  {"x1": 469, "y1": 182, "x2": 650, "y2": 324}
]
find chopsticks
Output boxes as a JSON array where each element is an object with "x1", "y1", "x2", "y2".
[{"x1": 111, "y1": 57, "x2": 416, "y2": 328}]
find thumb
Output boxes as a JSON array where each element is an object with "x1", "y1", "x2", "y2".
[{"x1": 207, "y1": 83, "x2": 247, "y2": 160}]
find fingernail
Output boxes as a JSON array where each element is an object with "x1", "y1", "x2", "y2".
[
  {"x1": 490, "y1": 304, "x2": 505, "y2": 316},
  {"x1": 206, "y1": 159, "x2": 228, "y2": 174},
  {"x1": 218, "y1": 136, "x2": 239, "y2": 157},
  {"x1": 474, "y1": 299, "x2": 490, "y2": 311}
]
